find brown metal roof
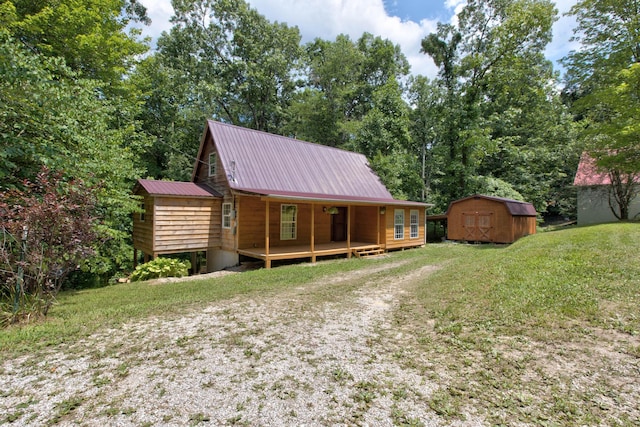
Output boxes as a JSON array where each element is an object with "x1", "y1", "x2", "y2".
[
  {"x1": 205, "y1": 120, "x2": 429, "y2": 207},
  {"x1": 136, "y1": 179, "x2": 221, "y2": 198},
  {"x1": 447, "y1": 194, "x2": 537, "y2": 217}
]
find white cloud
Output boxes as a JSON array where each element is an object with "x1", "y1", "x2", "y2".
[
  {"x1": 250, "y1": 0, "x2": 440, "y2": 77},
  {"x1": 136, "y1": 0, "x2": 578, "y2": 79},
  {"x1": 139, "y1": 0, "x2": 174, "y2": 42}
]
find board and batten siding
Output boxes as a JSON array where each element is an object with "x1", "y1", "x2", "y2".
[{"x1": 151, "y1": 196, "x2": 222, "y2": 254}]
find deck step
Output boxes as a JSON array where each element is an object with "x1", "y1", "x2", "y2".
[{"x1": 353, "y1": 246, "x2": 385, "y2": 258}]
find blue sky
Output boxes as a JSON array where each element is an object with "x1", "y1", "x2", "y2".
[
  {"x1": 383, "y1": 0, "x2": 450, "y2": 21},
  {"x1": 138, "y1": 0, "x2": 579, "y2": 78}
]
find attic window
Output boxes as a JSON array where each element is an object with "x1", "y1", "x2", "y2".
[{"x1": 209, "y1": 152, "x2": 217, "y2": 177}]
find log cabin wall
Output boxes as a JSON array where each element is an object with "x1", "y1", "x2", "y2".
[
  {"x1": 153, "y1": 196, "x2": 221, "y2": 254},
  {"x1": 236, "y1": 195, "x2": 266, "y2": 249},
  {"x1": 384, "y1": 206, "x2": 425, "y2": 250},
  {"x1": 133, "y1": 194, "x2": 154, "y2": 255},
  {"x1": 353, "y1": 205, "x2": 379, "y2": 243}
]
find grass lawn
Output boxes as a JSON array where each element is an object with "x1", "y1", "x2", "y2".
[{"x1": 1, "y1": 222, "x2": 639, "y2": 425}]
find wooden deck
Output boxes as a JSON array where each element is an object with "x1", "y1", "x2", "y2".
[{"x1": 238, "y1": 241, "x2": 382, "y2": 266}]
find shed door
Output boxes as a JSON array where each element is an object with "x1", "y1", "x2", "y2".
[{"x1": 462, "y1": 211, "x2": 493, "y2": 242}]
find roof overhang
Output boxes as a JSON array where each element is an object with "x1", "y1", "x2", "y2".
[
  {"x1": 135, "y1": 179, "x2": 222, "y2": 198},
  {"x1": 232, "y1": 189, "x2": 432, "y2": 208}
]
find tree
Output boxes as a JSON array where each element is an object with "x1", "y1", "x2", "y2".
[
  {"x1": 287, "y1": 33, "x2": 410, "y2": 148},
  {"x1": 6, "y1": 0, "x2": 149, "y2": 89},
  {"x1": 161, "y1": 0, "x2": 303, "y2": 131},
  {"x1": 1, "y1": 169, "x2": 98, "y2": 323},
  {"x1": 563, "y1": 0, "x2": 640, "y2": 219},
  {"x1": 416, "y1": 0, "x2": 578, "y2": 214},
  {"x1": 135, "y1": 0, "x2": 303, "y2": 180},
  {"x1": 0, "y1": 22, "x2": 148, "y2": 279}
]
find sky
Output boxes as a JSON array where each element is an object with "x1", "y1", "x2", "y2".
[{"x1": 137, "y1": 0, "x2": 580, "y2": 79}]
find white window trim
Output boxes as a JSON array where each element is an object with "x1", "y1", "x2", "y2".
[
  {"x1": 222, "y1": 203, "x2": 232, "y2": 229},
  {"x1": 208, "y1": 152, "x2": 217, "y2": 177},
  {"x1": 280, "y1": 204, "x2": 297, "y2": 240},
  {"x1": 394, "y1": 209, "x2": 405, "y2": 240},
  {"x1": 410, "y1": 209, "x2": 419, "y2": 239}
]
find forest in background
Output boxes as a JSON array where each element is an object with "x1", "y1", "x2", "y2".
[{"x1": 1, "y1": 0, "x2": 639, "y2": 289}]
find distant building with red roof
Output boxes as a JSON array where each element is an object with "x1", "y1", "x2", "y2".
[
  {"x1": 573, "y1": 152, "x2": 640, "y2": 225},
  {"x1": 133, "y1": 121, "x2": 431, "y2": 272}
]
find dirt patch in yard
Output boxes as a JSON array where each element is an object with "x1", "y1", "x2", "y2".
[
  {"x1": 0, "y1": 261, "x2": 469, "y2": 426},
  {"x1": 1, "y1": 260, "x2": 638, "y2": 426}
]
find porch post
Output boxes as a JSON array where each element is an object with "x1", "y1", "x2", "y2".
[
  {"x1": 311, "y1": 204, "x2": 316, "y2": 263},
  {"x1": 347, "y1": 205, "x2": 352, "y2": 259},
  {"x1": 133, "y1": 248, "x2": 138, "y2": 268},
  {"x1": 376, "y1": 206, "x2": 381, "y2": 245},
  {"x1": 265, "y1": 199, "x2": 271, "y2": 268}
]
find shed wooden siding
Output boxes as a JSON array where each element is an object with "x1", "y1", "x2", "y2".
[
  {"x1": 133, "y1": 195, "x2": 222, "y2": 255},
  {"x1": 447, "y1": 197, "x2": 536, "y2": 243}
]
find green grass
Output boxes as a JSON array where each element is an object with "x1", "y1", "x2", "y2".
[
  {"x1": 2, "y1": 223, "x2": 638, "y2": 355},
  {"x1": 1, "y1": 223, "x2": 639, "y2": 425},
  {"x1": 392, "y1": 222, "x2": 640, "y2": 426},
  {"x1": 407, "y1": 222, "x2": 640, "y2": 335}
]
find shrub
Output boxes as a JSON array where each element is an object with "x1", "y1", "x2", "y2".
[
  {"x1": 0, "y1": 168, "x2": 99, "y2": 323},
  {"x1": 130, "y1": 258, "x2": 191, "y2": 282}
]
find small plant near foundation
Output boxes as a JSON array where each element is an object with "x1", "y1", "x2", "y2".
[{"x1": 130, "y1": 258, "x2": 191, "y2": 282}]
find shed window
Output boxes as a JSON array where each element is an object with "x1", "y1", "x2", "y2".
[
  {"x1": 394, "y1": 209, "x2": 404, "y2": 240},
  {"x1": 222, "y1": 203, "x2": 232, "y2": 229},
  {"x1": 209, "y1": 152, "x2": 217, "y2": 177},
  {"x1": 280, "y1": 204, "x2": 297, "y2": 240},
  {"x1": 410, "y1": 209, "x2": 419, "y2": 239}
]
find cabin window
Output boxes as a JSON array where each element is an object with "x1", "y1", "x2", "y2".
[
  {"x1": 209, "y1": 152, "x2": 217, "y2": 177},
  {"x1": 222, "y1": 203, "x2": 232, "y2": 229},
  {"x1": 280, "y1": 204, "x2": 297, "y2": 240},
  {"x1": 139, "y1": 201, "x2": 145, "y2": 222},
  {"x1": 410, "y1": 210, "x2": 419, "y2": 239},
  {"x1": 394, "y1": 209, "x2": 404, "y2": 240}
]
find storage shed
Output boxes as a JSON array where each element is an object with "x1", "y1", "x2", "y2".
[{"x1": 445, "y1": 194, "x2": 537, "y2": 243}]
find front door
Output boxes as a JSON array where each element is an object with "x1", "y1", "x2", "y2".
[{"x1": 331, "y1": 207, "x2": 347, "y2": 241}]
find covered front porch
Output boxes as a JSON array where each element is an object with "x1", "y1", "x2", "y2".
[
  {"x1": 238, "y1": 241, "x2": 383, "y2": 268},
  {"x1": 233, "y1": 194, "x2": 388, "y2": 268}
]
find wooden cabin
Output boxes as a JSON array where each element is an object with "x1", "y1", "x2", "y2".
[
  {"x1": 133, "y1": 120, "x2": 431, "y2": 271},
  {"x1": 445, "y1": 194, "x2": 537, "y2": 243}
]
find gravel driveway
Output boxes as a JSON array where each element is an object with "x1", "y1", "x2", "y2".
[{"x1": 1, "y1": 261, "x2": 479, "y2": 426}]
